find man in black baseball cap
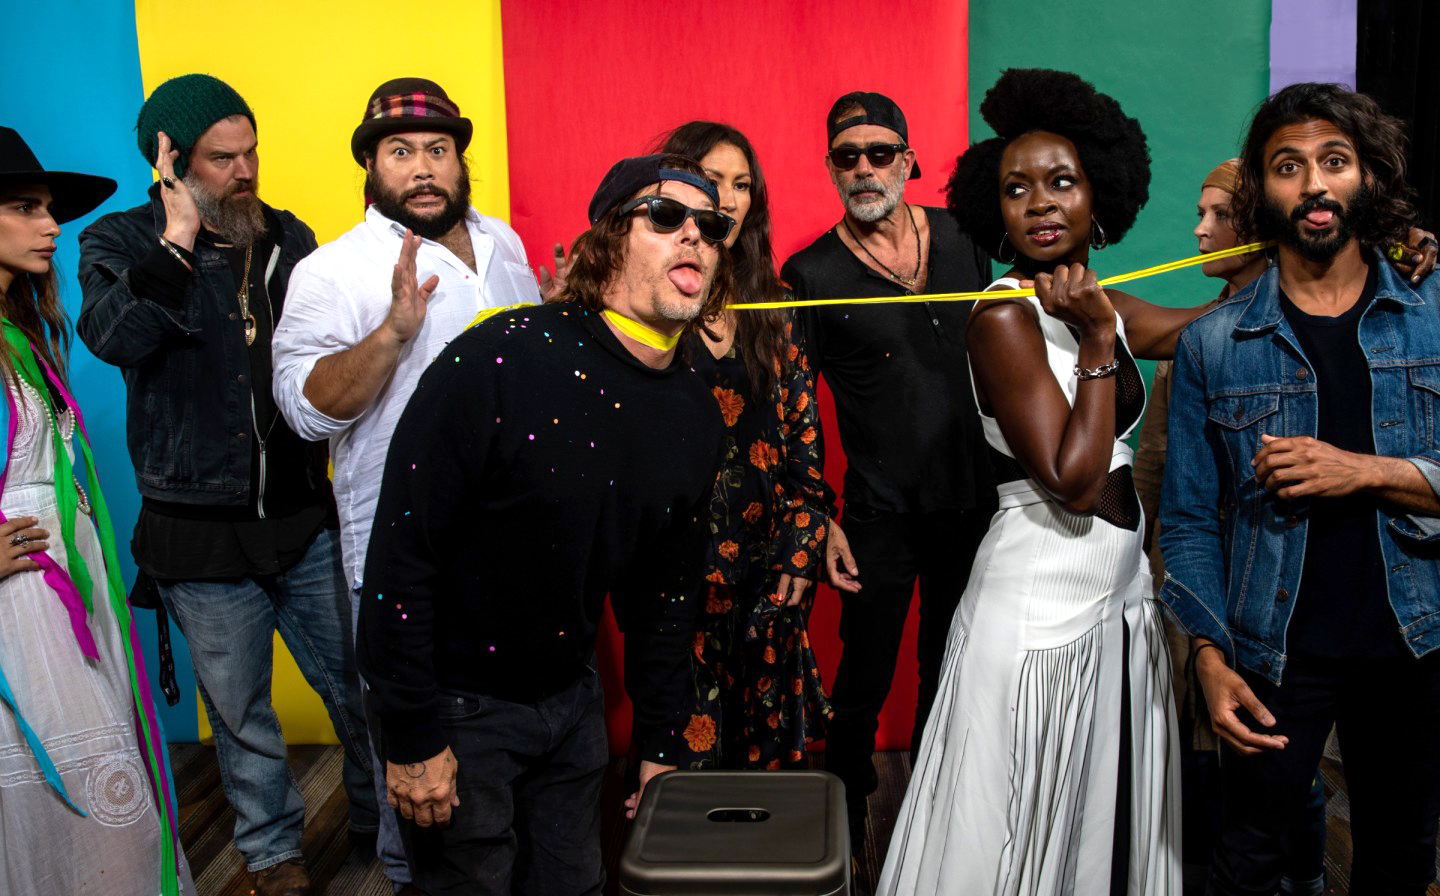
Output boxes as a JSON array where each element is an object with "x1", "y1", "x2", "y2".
[
  {"x1": 781, "y1": 91, "x2": 996, "y2": 859},
  {"x1": 358, "y1": 152, "x2": 727, "y2": 893}
]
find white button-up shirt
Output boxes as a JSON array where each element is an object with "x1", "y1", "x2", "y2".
[{"x1": 273, "y1": 205, "x2": 539, "y2": 589}]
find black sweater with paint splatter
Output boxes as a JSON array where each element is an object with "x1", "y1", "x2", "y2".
[{"x1": 359, "y1": 301, "x2": 722, "y2": 765}]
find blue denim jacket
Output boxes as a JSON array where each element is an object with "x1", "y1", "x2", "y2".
[{"x1": 1160, "y1": 252, "x2": 1440, "y2": 684}]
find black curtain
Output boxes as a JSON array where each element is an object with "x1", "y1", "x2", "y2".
[{"x1": 1356, "y1": 0, "x2": 1440, "y2": 230}]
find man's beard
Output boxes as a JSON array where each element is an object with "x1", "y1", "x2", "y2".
[
  {"x1": 185, "y1": 173, "x2": 267, "y2": 247},
  {"x1": 366, "y1": 167, "x2": 471, "y2": 240},
  {"x1": 1260, "y1": 185, "x2": 1376, "y2": 263},
  {"x1": 841, "y1": 169, "x2": 905, "y2": 223}
]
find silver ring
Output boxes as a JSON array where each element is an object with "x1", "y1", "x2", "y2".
[
  {"x1": 161, "y1": 176, "x2": 175, "y2": 188},
  {"x1": 9, "y1": 533, "x2": 29, "y2": 546}
]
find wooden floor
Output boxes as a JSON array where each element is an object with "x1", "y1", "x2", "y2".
[{"x1": 173, "y1": 743, "x2": 1440, "y2": 896}]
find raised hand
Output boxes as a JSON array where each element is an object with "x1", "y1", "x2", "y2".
[
  {"x1": 385, "y1": 229, "x2": 441, "y2": 345},
  {"x1": 1033, "y1": 263, "x2": 1115, "y2": 337},
  {"x1": 155, "y1": 131, "x2": 200, "y2": 253},
  {"x1": 537, "y1": 241, "x2": 572, "y2": 301}
]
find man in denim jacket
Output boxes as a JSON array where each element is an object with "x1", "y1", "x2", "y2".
[
  {"x1": 1161, "y1": 82, "x2": 1440, "y2": 896},
  {"x1": 76, "y1": 75, "x2": 374, "y2": 896}
]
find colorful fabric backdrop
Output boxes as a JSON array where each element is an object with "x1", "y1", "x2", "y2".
[{"x1": 4, "y1": 0, "x2": 1297, "y2": 748}]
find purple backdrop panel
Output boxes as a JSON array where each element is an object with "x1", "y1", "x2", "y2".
[{"x1": 1272, "y1": 0, "x2": 1357, "y2": 90}]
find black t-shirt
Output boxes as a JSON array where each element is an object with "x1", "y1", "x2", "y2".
[
  {"x1": 359, "y1": 302, "x2": 724, "y2": 765},
  {"x1": 781, "y1": 207, "x2": 994, "y2": 514},
  {"x1": 1280, "y1": 263, "x2": 1405, "y2": 657}
]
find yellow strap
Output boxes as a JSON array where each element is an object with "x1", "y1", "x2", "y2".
[
  {"x1": 600, "y1": 309, "x2": 682, "y2": 351},
  {"x1": 731, "y1": 241, "x2": 1273, "y2": 310},
  {"x1": 468, "y1": 303, "x2": 534, "y2": 329}
]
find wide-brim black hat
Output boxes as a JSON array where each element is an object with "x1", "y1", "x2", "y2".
[
  {"x1": 0, "y1": 126, "x2": 117, "y2": 224},
  {"x1": 351, "y1": 77, "x2": 473, "y2": 166}
]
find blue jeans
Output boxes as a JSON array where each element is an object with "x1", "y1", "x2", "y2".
[
  {"x1": 352, "y1": 587, "x2": 412, "y2": 887},
  {"x1": 157, "y1": 528, "x2": 377, "y2": 871}
]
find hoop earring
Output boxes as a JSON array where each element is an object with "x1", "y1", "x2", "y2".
[
  {"x1": 1090, "y1": 217, "x2": 1109, "y2": 250},
  {"x1": 998, "y1": 234, "x2": 1016, "y2": 265}
]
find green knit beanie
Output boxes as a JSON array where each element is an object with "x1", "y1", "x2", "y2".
[{"x1": 136, "y1": 74, "x2": 255, "y2": 178}]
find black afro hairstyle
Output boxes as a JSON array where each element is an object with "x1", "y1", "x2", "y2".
[{"x1": 948, "y1": 69, "x2": 1151, "y2": 261}]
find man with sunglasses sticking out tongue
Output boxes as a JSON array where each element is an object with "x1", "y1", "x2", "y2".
[
  {"x1": 780, "y1": 92, "x2": 996, "y2": 858},
  {"x1": 359, "y1": 154, "x2": 728, "y2": 894}
]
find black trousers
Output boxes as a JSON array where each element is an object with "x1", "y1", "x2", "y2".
[
  {"x1": 823, "y1": 502, "x2": 993, "y2": 838},
  {"x1": 383, "y1": 673, "x2": 608, "y2": 896},
  {"x1": 1208, "y1": 652, "x2": 1440, "y2": 896}
]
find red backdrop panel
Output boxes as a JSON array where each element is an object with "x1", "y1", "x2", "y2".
[{"x1": 501, "y1": 0, "x2": 970, "y2": 753}]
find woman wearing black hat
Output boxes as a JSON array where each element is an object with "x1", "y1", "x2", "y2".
[{"x1": 0, "y1": 127, "x2": 191, "y2": 895}]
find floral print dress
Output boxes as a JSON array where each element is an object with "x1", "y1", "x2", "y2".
[{"x1": 677, "y1": 320, "x2": 835, "y2": 769}]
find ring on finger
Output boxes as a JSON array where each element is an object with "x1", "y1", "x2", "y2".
[
  {"x1": 161, "y1": 176, "x2": 175, "y2": 188},
  {"x1": 9, "y1": 533, "x2": 29, "y2": 546}
]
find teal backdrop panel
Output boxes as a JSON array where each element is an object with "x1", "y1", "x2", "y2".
[
  {"x1": 0, "y1": 1, "x2": 199, "y2": 740},
  {"x1": 968, "y1": 2, "x2": 1272, "y2": 311}
]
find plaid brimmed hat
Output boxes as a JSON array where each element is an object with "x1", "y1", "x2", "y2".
[
  {"x1": 827, "y1": 91, "x2": 922, "y2": 180},
  {"x1": 351, "y1": 77, "x2": 473, "y2": 166}
]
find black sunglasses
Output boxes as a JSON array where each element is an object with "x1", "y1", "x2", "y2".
[
  {"x1": 828, "y1": 143, "x2": 908, "y2": 170},
  {"x1": 618, "y1": 196, "x2": 735, "y2": 244}
]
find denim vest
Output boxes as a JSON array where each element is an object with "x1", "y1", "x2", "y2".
[{"x1": 1159, "y1": 252, "x2": 1440, "y2": 683}]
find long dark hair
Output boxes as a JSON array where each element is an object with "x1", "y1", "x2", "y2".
[
  {"x1": 560, "y1": 153, "x2": 732, "y2": 328},
  {"x1": 1232, "y1": 82, "x2": 1418, "y2": 251},
  {"x1": 2, "y1": 266, "x2": 70, "y2": 392},
  {"x1": 660, "y1": 122, "x2": 787, "y2": 401}
]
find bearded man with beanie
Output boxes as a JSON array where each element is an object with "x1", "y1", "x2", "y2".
[
  {"x1": 77, "y1": 73, "x2": 376, "y2": 896},
  {"x1": 273, "y1": 76, "x2": 539, "y2": 893}
]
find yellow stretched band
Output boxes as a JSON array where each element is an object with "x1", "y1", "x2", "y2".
[
  {"x1": 730, "y1": 241, "x2": 1274, "y2": 311},
  {"x1": 600, "y1": 308, "x2": 682, "y2": 351}
]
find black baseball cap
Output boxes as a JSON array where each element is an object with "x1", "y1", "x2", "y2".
[
  {"x1": 826, "y1": 91, "x2": 921, "y2": 180},
  {"x1": 587, "y1": 154, "x2": 720, "y2": 225}
]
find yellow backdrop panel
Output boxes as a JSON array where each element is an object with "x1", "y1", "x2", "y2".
[{"x1": 134, "y1": 0, "x2": 511, "y2": 742}]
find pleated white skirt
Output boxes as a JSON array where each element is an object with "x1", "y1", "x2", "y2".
[{"x1": 877, "y1": 492, "x2": 1182, "y2": 896}]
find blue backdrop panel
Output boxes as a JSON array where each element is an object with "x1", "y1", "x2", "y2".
[{"x1": 0, "y1": 1, "x2": 199, "y2": 740}]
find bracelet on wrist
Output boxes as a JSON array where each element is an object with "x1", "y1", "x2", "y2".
[
  {"x1": 1193, "y1": 642, "x2": 1225, "y2": 662},
  {"x1": 157, "y1": 235, "x2": 192, "y2": 271},
  {"x1": 1074, "y1": 358, "x2": 1120, "y2": 381}
]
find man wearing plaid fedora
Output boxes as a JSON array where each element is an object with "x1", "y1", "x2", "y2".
[
  {"x1": 76, "y1": 73, "x2": 377, "y2": 896},
  {"x1": 273, "y1": 76, "x2": 540, "y2": 893}
]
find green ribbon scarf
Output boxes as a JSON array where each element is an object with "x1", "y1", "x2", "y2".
[{"x1": 1, "y1": 320, "x2": 180, "y2": 896}]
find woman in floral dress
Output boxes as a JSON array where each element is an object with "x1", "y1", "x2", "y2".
[{"x1": 661, "y1": 122, "x2": 837, "y2": 769}]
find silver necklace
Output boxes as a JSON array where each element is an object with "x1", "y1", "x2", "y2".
[{"x1": 842, "y1": 207, "x2": 922, "y2": 289}]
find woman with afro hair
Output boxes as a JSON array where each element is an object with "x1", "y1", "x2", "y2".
[{"x1": 879, "y1": 69, "x2": 1206, "y2": 895}]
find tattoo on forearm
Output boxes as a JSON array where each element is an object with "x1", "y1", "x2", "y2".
[{"x1": 405, "y1": 762, "x2": 426, "y2": 778}]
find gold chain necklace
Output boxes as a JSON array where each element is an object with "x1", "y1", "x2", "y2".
[
  {"x1": 238, "y1": 243, "x2": 256, "y2": 346},
  {"x1": 841, "y1": 207, "x2": 922, "y2": 289}
]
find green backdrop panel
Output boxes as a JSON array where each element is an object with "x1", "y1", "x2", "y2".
[{"x1": 968, "y1": 2, "x2": 1272, "y2": 311}]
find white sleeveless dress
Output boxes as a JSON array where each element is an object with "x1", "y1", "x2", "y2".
[
  {"x1": 0, "y1": 378, "x2": 193, "y2": 894},
  {"x1": 877, "y1": 284, "x2": 1181, "y2": 895}
]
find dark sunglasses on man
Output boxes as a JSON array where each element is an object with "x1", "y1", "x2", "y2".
[
  {"x1": 828, "y1": 143, "x2": 908, "y2": 170},
  {"x1": 618, "y1": 195, "x2": 735, "y2": 245}
]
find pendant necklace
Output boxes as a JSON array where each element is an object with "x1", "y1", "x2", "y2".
[
  {"x1": 237, "y1": 243, "x2": 256, "y2": 346},
  {"x1": 842, "y1": 206, "x2": 922, "y2": 289}
]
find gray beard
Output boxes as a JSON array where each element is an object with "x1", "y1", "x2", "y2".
[
  {"x1": 652, "y1": 288, "x2": 703, "y2": 322},
  {"x1": 185, "y1": 173, "x2": 267, "y2": 246},
  {"x1": 843, "y1": 174, "x2": 904, "y2": 223}
]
